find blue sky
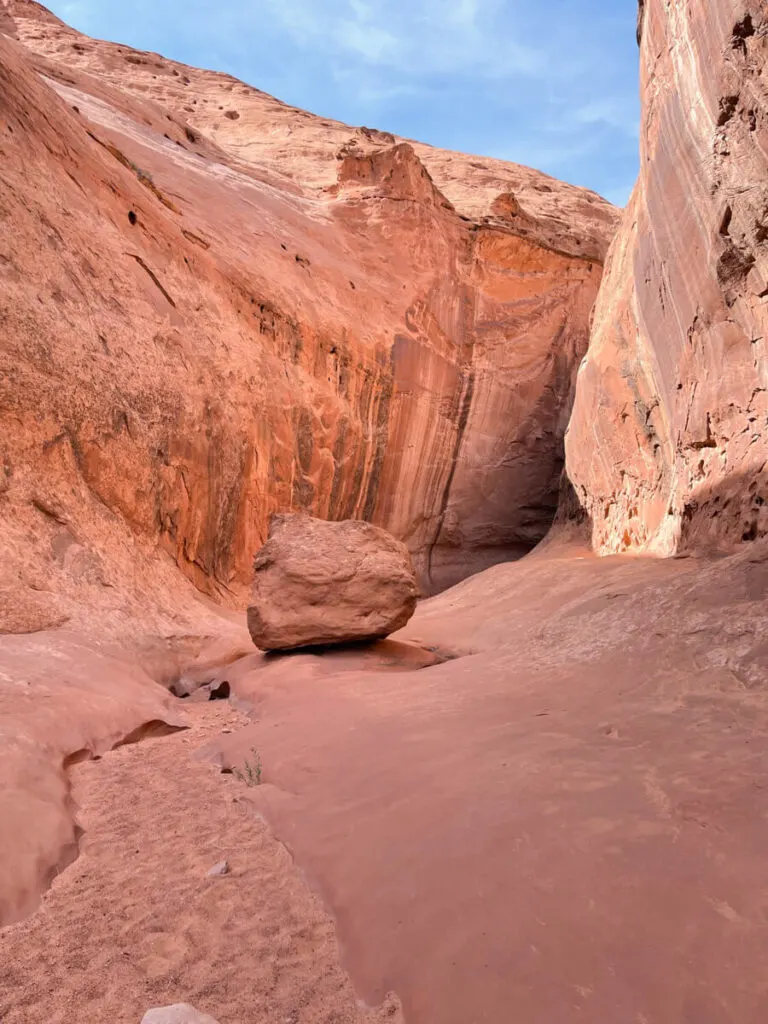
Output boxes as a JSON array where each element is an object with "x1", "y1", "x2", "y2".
[{"x1": 49, "y1": 0, "x2": 640, "y2": 206}]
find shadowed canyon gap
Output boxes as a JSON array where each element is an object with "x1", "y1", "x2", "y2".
[{"x1": 2, "y1": 1, "x2": 768, "y2": 1023}]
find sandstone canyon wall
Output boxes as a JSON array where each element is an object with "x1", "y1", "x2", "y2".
[
  {"x1": 0, "y1": 0, "x2": 617, "y2": 622},
  {"x1": 567, "y1": 0, "x2": 767, "y2": 555}
]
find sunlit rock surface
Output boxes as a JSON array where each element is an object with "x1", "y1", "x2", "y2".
[{"x1": 567, "y1": 0, "x2": 768, "y2": 555}]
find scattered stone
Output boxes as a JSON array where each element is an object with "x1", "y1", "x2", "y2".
[
  {"x1": 141, "y1": 1004, "x2": 221, "y2": 1024},
  {"x1": 185, "y1": 679, "x2": 231, "y2": 703},
  {"x1": 247, "y1": 513, "x2": 419, "y2": 651},
  {"x1": 207, "y1": 679, "x2": 230, "y2": 701},
  {"x1": 206, "y1": 859, "x2": 230, "y2": 877}
]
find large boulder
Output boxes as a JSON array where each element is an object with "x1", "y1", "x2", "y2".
[{"x1": 247, "y1": 514, "x2": 418, "y2": 651}]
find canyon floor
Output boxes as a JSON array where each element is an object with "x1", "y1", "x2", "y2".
[
  {"x1": 1, "y1": 4, "x2": 766, "y2": 1021},
  {"x1": 3, "y1": 538, "x2": 768, "y2": 1024},
  {"x1": 0, "y1": 699, "x2": 402, "y2": 1024}
]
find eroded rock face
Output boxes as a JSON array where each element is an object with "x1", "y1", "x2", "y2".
[
  {"x1": 247, "y1": 514, "x2": 418, "y2": 651},
  {"x1": 0, "y1": 0, "x2": 617, "y2": 605},
  {"x1": 0, "y1": 1, "x2": 616, "y2": 929},
  {"x1": 566, "y1": 0, "x2": 768, "y2": 555}
]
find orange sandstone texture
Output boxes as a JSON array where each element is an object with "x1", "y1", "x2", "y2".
[
  {"x1": 247, "y1": 515, "x2": 418, "y2": 651},
  {"x1": 0, "y1": 0, "x2": 615, "y2": 925},
  {"x1": 3, "y1": 7, "x2": 768, "y2": 1024},
  {"x1": 0, "y1": 0, "x2": 617, "y2": 609},
  {"x1": 567, "y1": 0, "x2": 768, "y2": 554}
]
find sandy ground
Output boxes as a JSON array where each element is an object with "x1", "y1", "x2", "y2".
[
  {"x1": 3, "y1": 542, "x2": 768, "y2": 1024},
  {"x1": 207, "y1": 542, "x2": 768, "y2": 1024},
  {"x1": 0, "y1": 701, "x2": 401, "y2": 1024}
]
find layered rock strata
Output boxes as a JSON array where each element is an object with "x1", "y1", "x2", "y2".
[
  {"x1": 567, "y1": 0, "x2": 768, "y2": 555},
  {"x1": 0, "y1": 0, "x2": 617, "y2": 603}
]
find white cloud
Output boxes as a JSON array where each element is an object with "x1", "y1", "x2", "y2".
[
  {"x1": 494, "y1": 136, "x2": 597, "y2": 172},
  {"x1": 446, "y1": 0, "x2": 481, "y2": 28},
  {"x1": 573, "y1": 98, "x2": 640, "y2": 138},
  {"x1": 335, "y1": 17, "x2": 400, "y2": 63},
  {"x1": 58, "y1": 0, "x2": 94, "y2": 24},
  {"x1": 260, "y1": 0, "x2": 551, "y2": 80}
]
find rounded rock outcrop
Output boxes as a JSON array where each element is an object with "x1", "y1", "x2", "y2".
[{"x1": 247, "y1": 514, "x2": 418, "y2": 651}]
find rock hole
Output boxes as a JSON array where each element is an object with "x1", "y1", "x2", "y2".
[
  {"x1": 717, "y1": 95, "x2": 739, "y2": 127},
  {"x1": 127, "y1": 210, "x2": 137, "y2": 225},
  {"x1": 732, "y1": 13, "x2": 754, "y2": 51},
  {"x1": 208, "y1": 680, "x2": 231, "y2": 701},
  {"x1": 63, "y1": 748, "x2": 94, "y2": 769}
]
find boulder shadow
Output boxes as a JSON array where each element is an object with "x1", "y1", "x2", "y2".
[{"x1": 262, "y1": 636, "x2": 463, "y2": 673}]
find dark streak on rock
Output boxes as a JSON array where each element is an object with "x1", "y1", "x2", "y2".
[
  {"x1": 296, "y1": 407, "x2": 314, "y2": 473},
  {"x1": 428, "y1": 367, "x2": 476, "y2": 581},
  {"x1": 329, "y1": 417, "x2": 349, "y2": 517},
  {"x1": 127, "y1": 253, "x2": 177, "y2": 308},
  {"x1": 362, "y1": 353, "x2": 395, "y2": 522}
]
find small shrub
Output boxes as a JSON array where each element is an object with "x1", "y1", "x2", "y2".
[{"x1": 232, "y1": 748, "x2": 262, "y2": 787}]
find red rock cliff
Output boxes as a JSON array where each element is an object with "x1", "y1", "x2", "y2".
[
  {"x1": 567, "y1": 0, "x2": 767, "y2": 554},
  {"x1": 0, "y1": 0, "x2": 617, "y2": 618}
]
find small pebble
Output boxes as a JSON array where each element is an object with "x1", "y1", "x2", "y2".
[
  {"x1": 207, "y1": 859, "x2": 230, "y2": 878},
  {"x1": 142, "y1": 1004, "x2": 221, "y2": 1024}
]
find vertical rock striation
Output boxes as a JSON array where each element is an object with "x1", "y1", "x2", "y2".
[
  {"x1": 0, "y1": 0, "x2": 617, "y2": 609},
  {"x1": 567, "y1": 0, "x2": 768, "y2": 555}
]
